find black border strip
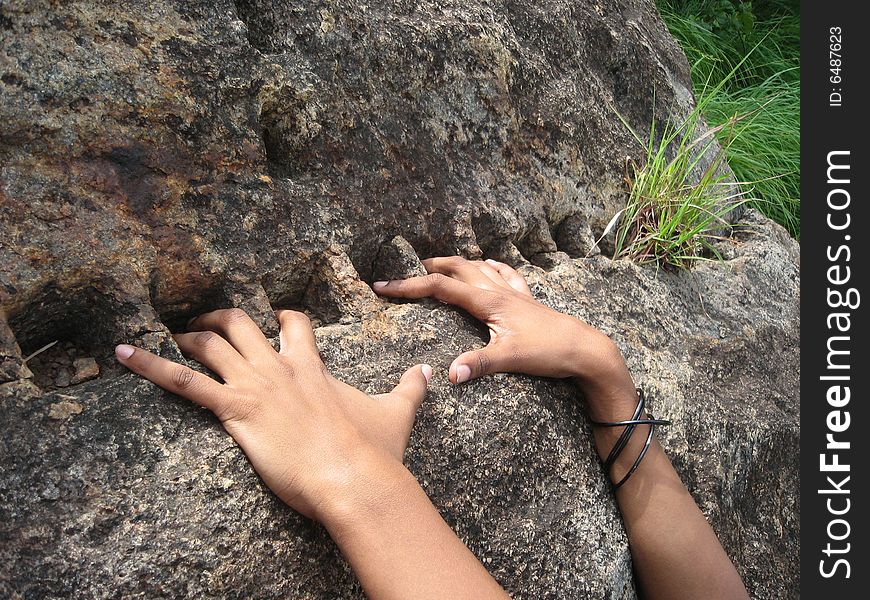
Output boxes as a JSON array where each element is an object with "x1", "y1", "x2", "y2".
[{"x1": 801, "y1": 2, "x2": 868, "y2": 595}]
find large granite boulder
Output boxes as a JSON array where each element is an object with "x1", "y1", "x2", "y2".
[{"x1": 0, "y1": 0, "x2": 798, "y2": 598}]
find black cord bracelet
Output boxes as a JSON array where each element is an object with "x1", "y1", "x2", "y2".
[
  {"x1": 590, "y1": 388, "x2": 671, "y2": 489},
  {"x1": 598, "y1": 392, "x2": 644, "y2": 476}
]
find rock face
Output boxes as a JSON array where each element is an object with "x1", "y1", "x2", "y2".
[{"x1": 0, "y1": 1, "x2": 798, "y2": 598}]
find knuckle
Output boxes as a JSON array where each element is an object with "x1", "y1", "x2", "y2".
[
  {"x1": 193, "y1": 331, "x2": 220, "y2": 348},
  {"x1": 272, "y1": 357, "x2": 298, "y2": 380},
  {"x1": 476, "y1": 351, "x2": 493, "y2": 376},
  {"x1": 443, "y1": 256, "x2": 466, "y2": 267},
  {"x1": 425, "y1": 272, "x2": 448, "y2": 288},
  {"x1": 171, "y1": 366, "x2": 198, "y2": 390},
  {"x1": 219, "y1": 393, "x2": 261, "y2": 423},
  {"x1": 514, "y1": 273, "x2": 530, "y2": 287},
  {"x1": 218, "y1": 307, "x2": 249, "y2": 326},
  {"x1": 280, "y1": 310, "x2": 311, "y2": 327}
]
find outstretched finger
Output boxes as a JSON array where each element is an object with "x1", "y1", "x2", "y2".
[
  {"x1": 485, "y1": 259, "x2": 532, "y2": 296},
  {"x1": 115, "y1": 344, "x2": 230, "y2": 413},
  {"x1": 173, "y1": 331, "x2": 247, "y2": 382},
  {"x1": 373, "y1": 273, "x2": 496, "y2": 319}
]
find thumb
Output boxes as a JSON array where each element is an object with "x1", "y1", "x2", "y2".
[
  {"x1": 377, "y1": 364, "x2": 432, "y2": 462},
  {"x1": 449, "y1": 346, "x2": 503, "y2": 384},
  {"x1": 388, "y1": 363, "x2": 433, "y2": 414}
]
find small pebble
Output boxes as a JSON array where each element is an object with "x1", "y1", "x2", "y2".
[{"x1": 71, "y1": 357, "x2": 100, "y2": 384}]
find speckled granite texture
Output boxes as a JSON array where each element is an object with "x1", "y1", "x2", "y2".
[{"x1": 1, "y1": 1, "x2": 798, "y2": 597}]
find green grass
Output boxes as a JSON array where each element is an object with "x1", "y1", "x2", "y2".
[
  {"x1": 657, "y1": 0, "x2": 800, "y2": 238},
  {"x1": 613, "y1": 96, "x2": 749, "y2": 269}
]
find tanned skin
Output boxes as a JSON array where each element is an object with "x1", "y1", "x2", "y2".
[{"x1": 116, "y1": 256, "x2": 748, "y2": 600}]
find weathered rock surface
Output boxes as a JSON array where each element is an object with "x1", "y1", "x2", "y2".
[{"x1": 1, "y1": 0, "x2": 798, "y2": 598}]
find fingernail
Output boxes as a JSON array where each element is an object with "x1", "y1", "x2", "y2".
[
  {"x1": 186, "y1": 315, "x2": 198, "y2": 328},
  {"x1": 485, "y1": 259, "x2": 499, "y2": 266},
  {"x1": 115, "y1": 344, "x2": 135, "y2": 360},
  {"x1": 455, "y1": 364, "x2": 471, "y2": 384},
  {"x1": 372, "y1": 281, "x2": 389, "y2": 289},
  {"x1": 421, "y1": 364, "x2": 433, "y2": 383}
]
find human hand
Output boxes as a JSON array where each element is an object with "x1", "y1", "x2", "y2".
[
  {"x1": 114, "y1": 308, "x2": 431, "y2": 523},
  {"x1": 373, "y1": 257, "x2": 637, "y2": 419}
]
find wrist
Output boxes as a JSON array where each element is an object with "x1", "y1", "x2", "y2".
[
  {"x1": 314, "y1": 447, "x2": 417, "y2": 535},
  {"x1": 569, "y1": 334, "x2": 639, "y2": 422}
]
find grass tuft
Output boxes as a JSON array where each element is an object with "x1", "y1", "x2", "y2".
[
  {"x1": 613, "y1": 103, "x2": 749, "y2": 269},
  {"x1": 657, "y1": 0, "x2": 800, "y2": 238}
]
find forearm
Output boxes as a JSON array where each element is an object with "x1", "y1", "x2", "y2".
[
  {"x1": 596, "y1": 426, "x2": 748, "y2": 600},
  {"x1": 575, "y1": 343, "x2": 749, "y2": 600},
  {"x1": 321, "y1": 454, "x2": 510, "y2": 600}
]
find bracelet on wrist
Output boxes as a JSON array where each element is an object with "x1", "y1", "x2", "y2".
[{"x1": 589, "y1": 388, "x2": 670, "y2": 489}]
